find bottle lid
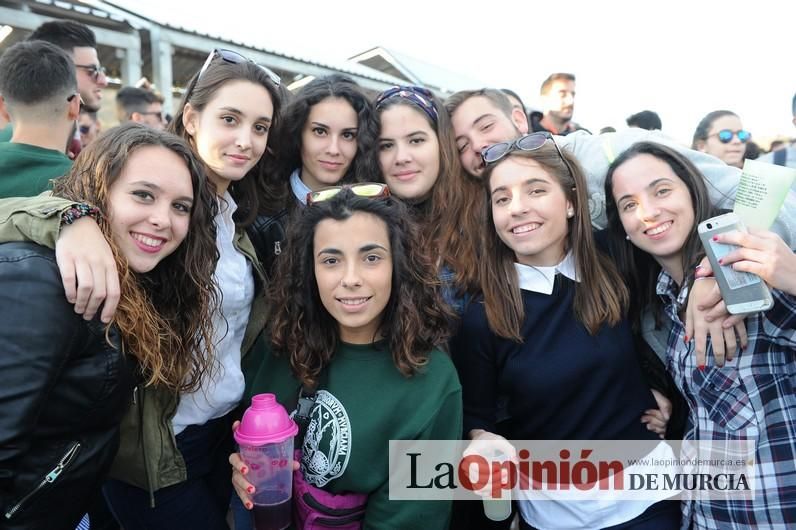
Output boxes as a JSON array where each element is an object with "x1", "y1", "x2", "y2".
[{"x1": 234, "y1": 393, "x2": 299, "y2": 446}]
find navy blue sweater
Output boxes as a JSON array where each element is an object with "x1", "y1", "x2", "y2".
[{"x1": 452, "y1": 275, "x2": 658, "y2": 442}]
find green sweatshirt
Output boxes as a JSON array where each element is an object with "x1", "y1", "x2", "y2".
[
  {"x1": 0, "y1": 142, "x2": 71, "y2": 198},
  {"x1": 244, "y1": 337, "x2": 462, "y2": 530}
]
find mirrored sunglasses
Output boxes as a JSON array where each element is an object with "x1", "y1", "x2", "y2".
[
  {"x1": 306, "y1": 183, "x2": 390, "y2": 206},
  {"x1": 715, "y1": 129, "x2": 751, "y2": 144}
]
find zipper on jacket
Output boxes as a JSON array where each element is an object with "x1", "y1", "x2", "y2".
[
  {"x1": 4, "y1": 441, "x2": 81, "y2": 520},
  {"x1": 274, "y1": 241, "x2": 281, "y2": 255}
]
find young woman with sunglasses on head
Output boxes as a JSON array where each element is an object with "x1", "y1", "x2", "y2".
[
  {"x1": 604, "y1": 141, "x2": 796, "y2": 529},
  {"x1": 247, "y1": 74, "x2": 379, "y2": 279},
  {"x1": 452, "y1": 133, "x2": 681, "y2": 530},
  {"x1": 0, "y1": 123, "x2": 218, "y2": 530},
  {"x1": 692, "y1": 110, "x2": 750, "y2": 169},
  {"x1": 0, "y1": 49, "x2": 283, "y2": 529},
  {"x1": 372, "y1": 86, "x2": 482, "y2": 313},
  {"x1": 230, "y1": 186, "x2": 462, "y2": 529}
]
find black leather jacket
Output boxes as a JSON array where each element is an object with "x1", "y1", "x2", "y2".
[
  {"x1": 247, "y1": 209, "x2": 289, "y2": 281},
  {"x1": 0, "y1": 242, "x2": 135, "y2": 529}
]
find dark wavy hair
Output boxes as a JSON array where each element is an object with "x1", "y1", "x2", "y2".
[
  {"x1": 170, "y1": 57, "x2": 283, "y2": 227},
  {"x1": 372, "y1": 89, "x2": 482, "y2": 295},
  {"x1": 481, "y1": 143, "x2": 629, "y2": 340},
  {"x1": 263, "y1": 74, "x2": 379, "y2": 214},
  {"x1": 269, "y1": 189, "x2": 453, "y2": 388},
  {"x1": 604, "y1": 141, "x2": 722, "y2": 329},
  {"x1": 52, "y1": 123, "x2": 220, "y2": 392}
]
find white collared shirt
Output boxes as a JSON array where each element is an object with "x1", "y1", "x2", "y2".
[
  {"x1": 514, "y1": 252, "x2": 579, "y2": 294},
  {"x1": 172, "y1": 191, "x2": 254, "y2": 435},
  {"x1": 290, "y1": 168, "x2": 311, "y2": 206},
  {"x1": 512, "y1": 252, "x2": 676, "y2": 529}
]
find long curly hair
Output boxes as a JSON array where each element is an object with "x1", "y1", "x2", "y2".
[
  {"x1": 269, "y1": 189, "x2": 453, "y2": 388},
  {"x1": 372, "y1": 89, "x2": 482, "y2": 296},
  {"x1": 262, "y1": 74, "x2": 380, "y2": 214},
  {"x1": 52, "y1": 123, "x2": 219, "y2": 392}
]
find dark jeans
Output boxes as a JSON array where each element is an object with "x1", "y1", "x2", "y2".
[
  {"x1": 518, "y1": 500, "x2": 681, "y2": 530},
  {"x1": 103, "y1": 414, "x2": 234, "y2": 530}
]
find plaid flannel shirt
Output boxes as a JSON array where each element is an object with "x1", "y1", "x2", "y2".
[{"x1": 657, "y1": 271, "x2": 796, "y2": 529}]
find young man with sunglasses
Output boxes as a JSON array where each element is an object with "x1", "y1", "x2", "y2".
[
  {"x1": 0, "y1": 41, "x2": 78, "y2": 197},
  {"x1": 0, "y1": 20, "x2": 107, "y2": 143},
  {"x1": 116, "y1": 86, "x2": 167, "y2": 131},
  {"x1": 445, "y1": 88, "x2": 796, "y2": 247}
]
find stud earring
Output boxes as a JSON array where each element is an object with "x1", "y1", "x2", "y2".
[
  {"x1": 566, "y1": 209, "x2": 574, "y2": 218},
  {"x1": 625, "y1": 234, "x2": 631, "y2": 240}
]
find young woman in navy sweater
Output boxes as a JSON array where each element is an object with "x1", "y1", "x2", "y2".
[{"x1": 451, "y1": 133, "x2": 679, "y2": 530}]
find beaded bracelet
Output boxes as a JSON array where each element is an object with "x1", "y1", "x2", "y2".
[{"x1": 60, "y1": 203, "x2": 101, "y2": 226}]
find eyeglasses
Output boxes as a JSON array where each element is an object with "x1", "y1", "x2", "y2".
[
  {"x1": 481, "y1": 131, "x2": 576, "y2": 183},
  {"x1": 74, "y1": 64, "x2": 107, "y2": 82},
  {"x1": 139, "y1": 111, "x2": 164, "y2": 121},
  {"x1": 197, "y1": 48, "x2": 281, "y2": 86},
  {"x1": 306, "y1": 183, "x2": 391, "y2": 206},
  {"x1": 711, "y1": 129, "x2": 751, "y2": 144}
]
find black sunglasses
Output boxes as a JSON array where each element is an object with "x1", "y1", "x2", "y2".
[
  {"x1": 198, "y1": 49, "x2": 280, "y2": 86},
  {"x1": 74, "y1": 64, "x2": 107, "y2": 82},
  {"x1": 138, "y1": 110, "x2": 164, "y2": 121},
  {"x1": 183, "y1": 49, "x2": 281, "y2": 104}
]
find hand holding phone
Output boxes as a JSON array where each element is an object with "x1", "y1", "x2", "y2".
[{"x1": 698, "y1": 213, "x2": 774, "y2": 314}]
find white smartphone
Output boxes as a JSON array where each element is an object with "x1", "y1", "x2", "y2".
[{"x1": 698, "y1": 212, "x2": 774, "y2": 314}]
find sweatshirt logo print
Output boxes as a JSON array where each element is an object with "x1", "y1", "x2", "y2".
[{"x1": 301, "y1": 390, "x2": 352, "y2": 487}]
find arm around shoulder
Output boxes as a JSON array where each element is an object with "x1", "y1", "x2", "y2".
[{"x1": 0, "y1": 194, "x2": 76, "y2": 247}]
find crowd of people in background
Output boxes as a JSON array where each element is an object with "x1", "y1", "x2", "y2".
[{"x1": 1, "y1": 16, "x2": 796, "y2": 530}]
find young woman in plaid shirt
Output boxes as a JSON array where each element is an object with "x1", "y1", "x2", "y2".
[{"x1": 604, "y1": 141, "x2": 796, "y2": 529}]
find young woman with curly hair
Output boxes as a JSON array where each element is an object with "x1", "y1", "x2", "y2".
[
  {"x1": 0, "y1": 123, "x2": 218, "y2": 530},
  {"x1": 247, "y1": 74, "x2": 379, "y2": 279},
  {"x1": 0, "y1": 49, "x2": 284, "y2": 529},
  {"x1": 231, "y1": 187, "x2": 462, "y2": 529}
]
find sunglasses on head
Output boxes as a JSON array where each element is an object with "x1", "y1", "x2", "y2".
[
  {"x1": 197, "y1": 48, "x2": 281, "y2": 86},
  {"x1": 481, "y1": 131, "x2": 576, "y2": 185},
  {"x1": 306, "y1": 183, "x2": 390, "y2": 206},
  {"x1": 374, "y1": 86, "x2": 438, "y2": 123},
  {"x1": 481, "y1": 132, "x2": 564, "y2": 164},
  {"x1": 713, "y1": 129, "x2": 751, "y2": 144}
]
